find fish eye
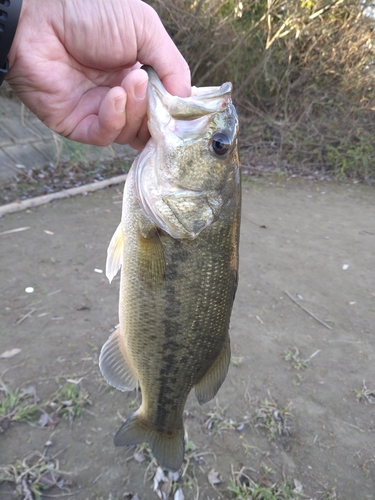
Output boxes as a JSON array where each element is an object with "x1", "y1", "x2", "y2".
[{"x1": 211, "y1": 132, "x2": 230, "y2": 156}]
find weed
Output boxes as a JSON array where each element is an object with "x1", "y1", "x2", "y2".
[
  {"x1": 241, "y1": 176, "x2": 258, "y2": 185},
  {"x1": 48, "y1": 381, "x2": 92, "y2": 421},
  {"x1": 283, "y1": 347, "x2": 308, "y2": 371},
  {"x1": 60, "y1": 137, "x2": 90, "y2": 165},
  {"x1": 127, "y1": 397, "x2": 140, "y2": 411},
  {"x1": 0, "y1": 450, "x2": 65, "y2": 500},
  {"x1": 204, "y1": 402, "x2": 238, "y2": 434},
  {"x1": 354, "y1": 380, "x2": 375, "y2": 405},
  {"x1": 326, "y1": 138, "x2": 375, "y2": 180},
  {"x1": 184, "y1": 439, "x2": 198, "y2": 453},
  {"x1": 254, "y1": 397, "x2": 293, "y2": 439},
  {"x1": 0, "y1": 382, "x2": 40, "y2": 432},
  {"x1": 115, "y1": 160, "x2": 132, "y2": 172},
  {"x1": 291, "y1": 373, "x2": 305, "y2": 387},
  {"x1": 231, "y1": 356, "x2": 245, "y2": 367},
  {"x1": 320, "y1": 489, "x2": 337, "y2": 500},
  {"x1": 228, "y1": 467, "x2": 302, "y2": 499},
  {"x1": 260, "y1": 463, "x2": 275, "y2": 476}
]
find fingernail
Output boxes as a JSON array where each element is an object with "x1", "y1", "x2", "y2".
[
  {"x1": 134, "y1": 77, "x2": 148, "y2": 101},
  {"x1": 115, "y1": 95, "x2": 126, "y2": 113}
]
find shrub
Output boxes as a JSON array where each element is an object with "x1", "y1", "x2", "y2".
[{"x1": 148, "y1": 0, "x2": 375, "y2": 180}]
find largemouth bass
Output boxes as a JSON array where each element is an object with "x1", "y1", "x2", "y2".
[{"x1": 99, "y1": 66, "x2": 240, "y2": 471}]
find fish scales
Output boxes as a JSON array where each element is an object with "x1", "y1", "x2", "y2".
[
  {"x1": 119, "y1": 171, "x2": 239, "y2": 427},
  {"x1": 100, "y1": 66, "x2": 240, "y2": 471}
]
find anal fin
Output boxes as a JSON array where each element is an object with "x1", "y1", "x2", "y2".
[
  {"x1": 99, "y1": 327, "x2": 138, "y2": 392},
  {"x1": 194, "y1": 337, "x2": 231, "y2": 405},
  {"x1": 114, "y1": 410, "x2": 185, "y2": 472}
]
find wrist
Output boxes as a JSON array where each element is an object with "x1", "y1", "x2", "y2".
[{"x1": 0, "y1": 0, "x2": 23, "y2": 85}]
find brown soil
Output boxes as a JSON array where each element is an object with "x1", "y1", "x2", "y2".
[{"x1": 0, "y1": 176, "x2": 374, "y2": 499}]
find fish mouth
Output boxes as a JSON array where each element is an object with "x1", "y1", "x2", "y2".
[{"x1": 141, "y1": 65, "x2": 232, "y2": 120}]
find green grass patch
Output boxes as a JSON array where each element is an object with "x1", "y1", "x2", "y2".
[
  {"x1": 0, "y1": 382, "x2": 41, "y2": 431},
  {"x1": 0, "y1": 450, "x2": 65, "y2": 500},
  {"x1": 229, "y1": 470, "x2": 303, "y2": 499},
  {"x1": 354, "y1": 380, "x2": 375, "y2": 405},
  {"x1": 254, "y1": 397, "x2": 293, "y2": 440},
  {"x1": 283, "y1": 347, "x2": 308, "y2": 371},
  {"x1": 48, "y1": 381, "x2": 92, "y2": 421}
]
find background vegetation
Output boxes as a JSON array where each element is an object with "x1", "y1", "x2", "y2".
[{"x1": 148, "y1": 0, "x2": 375, "y2": 181}]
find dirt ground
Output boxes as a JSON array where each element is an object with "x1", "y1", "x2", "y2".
[{"x1": 0, "y1": 176, "x2": 374, "y2": 499}]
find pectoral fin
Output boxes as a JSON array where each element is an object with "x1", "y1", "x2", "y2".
[
  {"x1": 194, "y1": 338, "x2": 231, "y2": 405},
  {"x1": 106, "y1": 223, "x2": 124, "y2": 283},
  {"x1": 99, "y1": 327, "x2": 138, "y2": 392}
]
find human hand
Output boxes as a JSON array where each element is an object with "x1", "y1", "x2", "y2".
[{"x1": 7, "y1": 0, "x2": 191, "y2": 149}]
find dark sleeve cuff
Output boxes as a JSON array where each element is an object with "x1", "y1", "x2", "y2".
[{"x1": 0, "y1": 0, "x2": 23, "y2": 86}]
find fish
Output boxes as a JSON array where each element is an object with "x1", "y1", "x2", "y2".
[{"x1": 99, "y1": 65, "x2": 240, "y2": 471}]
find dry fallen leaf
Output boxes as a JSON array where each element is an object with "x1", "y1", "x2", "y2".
[
  {"x1": 208, "y1": 469, "x2": 222, "y2": 486},
  {"x1": 153, "y1": 467, "x2": 166, "y2": 497},
  {"x1": 160, "y1": 479, "x2": 172, "y2": 499},
  {"x1": 38, "y1": 411, "x2": 60, "y2": 429},
  {"x1": 259, "y1": 476, "x2": 274, "y2": 487},
  {"x1": 168, "y1": 471, "x2": 180, "y2": 482},
  {"x1": 0, "y1": 417, "x2": 11, "y2": 430},
  {"x1": 133, "y1": 451, "x2": 146, "y2": 463},
  {"x1": 124, "y1": 494, "x2": 140, "y2": 500},
  {"x1": 0, "y1": 348, "x2": 22, "y2": 359},
  {"x1": 174, "y1": 488, "x2": 185, "y2": 500},
  {"x1": 293, "y1": 478, "x2": 303, "y2": 493},
  {"x1": 39, "y1": 470, "x2": 61, "y2": 489}
]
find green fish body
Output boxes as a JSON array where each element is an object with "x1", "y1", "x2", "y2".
[{"x1": 100, "y1": 66, "x2": 240, "y2": 471}]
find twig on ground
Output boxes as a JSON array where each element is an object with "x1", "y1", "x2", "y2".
[
  {"x1": 0, "y1": 174, "x2": 127, "y2": 217},
  {"x1": 284, "y1": 291, "x2": 332, "y2": 330},
  {"x1": 0, "y1": 226, "x2": 30, "y2": 236},
  {"x1": 16, "y1": 308, "x2": 37, "y2": 326}
]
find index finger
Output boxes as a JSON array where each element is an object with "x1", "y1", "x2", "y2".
[{"x1": 132, "y1": 2, "x2": 191, "y2": 98}]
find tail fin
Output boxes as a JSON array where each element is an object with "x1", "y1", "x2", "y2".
[{"x1": 114, "y1": 411, "x2": 185, "y2": 472}]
